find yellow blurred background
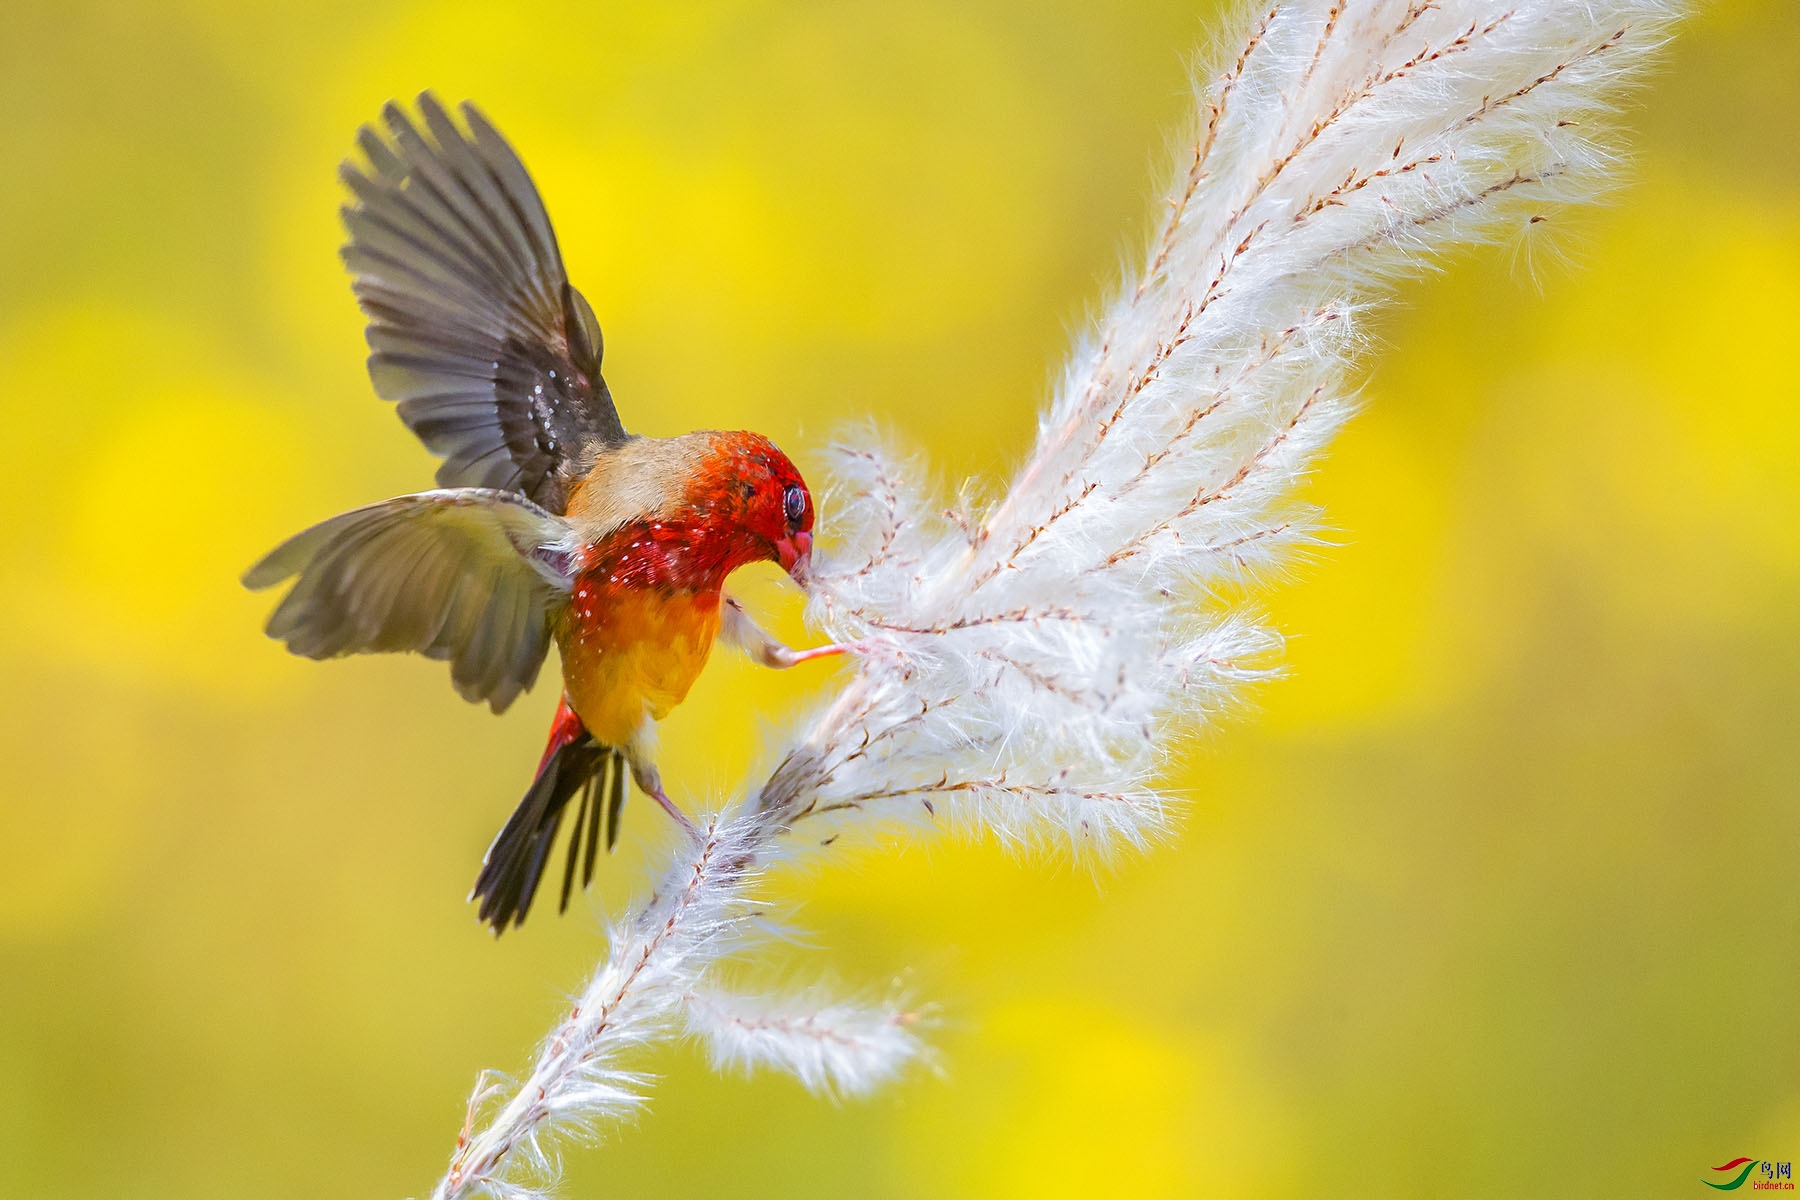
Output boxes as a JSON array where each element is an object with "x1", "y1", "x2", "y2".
[{"x1": 2, "y1": 2, "x2": 1796, "y2": 1196}]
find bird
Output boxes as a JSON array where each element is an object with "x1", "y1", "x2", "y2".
[{"x1": 244, "y1": 93, "x2": 845, "y2": 933}]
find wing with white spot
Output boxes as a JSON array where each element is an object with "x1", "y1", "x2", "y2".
[{"x1": 342, "y1": 92, "x2": 628, "y2": 514}]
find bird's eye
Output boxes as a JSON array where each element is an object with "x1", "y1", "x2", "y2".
[{"x1": 782, "y1": 484, "x2": 806, "y2": 525}]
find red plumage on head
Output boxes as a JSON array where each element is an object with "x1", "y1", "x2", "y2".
[{"x1": 586, "y1": 431, "x2": 814, "y2": 593}]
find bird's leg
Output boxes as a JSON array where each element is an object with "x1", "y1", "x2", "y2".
[
  {"x1": 627, "y1": 753, "x2": 697, "y2": 838},
  {"x1": 722, "y1": 594, "x2": 854, "y2": 670}
]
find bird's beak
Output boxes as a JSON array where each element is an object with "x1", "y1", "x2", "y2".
[{"x1": 774, "y1": 530, "x2": 813, "y2": 583}]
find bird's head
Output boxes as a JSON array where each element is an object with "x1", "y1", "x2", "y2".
[{"x1": 687, "y1": 431, "x2": 816, "y2": 583}]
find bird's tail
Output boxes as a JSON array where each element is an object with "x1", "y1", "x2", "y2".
[{"x1": 471, "y1": 696, "x2": 629, "y2": 933}]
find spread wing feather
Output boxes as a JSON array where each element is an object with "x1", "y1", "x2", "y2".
[
  {"x1": 244, "y1": 489, "x2": 578, "y2": 712},
  {"x1": 342, "y1": 92, "x2": 627, "y2": 514}
]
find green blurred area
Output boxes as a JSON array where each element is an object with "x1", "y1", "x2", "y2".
[{"x1": 2, "y1": 2, "x2": 1796, "y2": 1196}]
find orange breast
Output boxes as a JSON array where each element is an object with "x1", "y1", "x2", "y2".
[{"x1": 555, "y1": 581, "x2": 724, "y2": 750}]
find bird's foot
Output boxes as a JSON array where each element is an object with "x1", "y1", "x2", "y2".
[
  {"x1": 722, "y1": 594, "x2": 860, "y2": 670},
  {"x1": 631, "y1": 758, "x2": 698, "y2": 839},
  {"x1": 648, "y1": 787, "x2": 698, "y2": 838},
  {"x1": 766, "y1": 641, "x2": 855, "y2": 669}
]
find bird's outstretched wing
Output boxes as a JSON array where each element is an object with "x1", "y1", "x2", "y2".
[
  {"x1": 243, "y1": 489, "x2": 579, "y2": 712},
  {"x1": 342, "y1": 92, "x2": 627, "y2": 515}
]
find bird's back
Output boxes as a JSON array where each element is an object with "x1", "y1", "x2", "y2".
[{"x1": 560, "y1": 432, "x2": 719, "y2": 542}]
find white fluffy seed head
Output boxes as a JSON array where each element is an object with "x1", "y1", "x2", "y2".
[
  {"x1": 432, "y1": 4, "x2": 1684, "y2": 1197},
  {"x1": 787, "y1": 0, "x2": 1680, "y2": 861},
  {"x1": 685, "y1": 983, "x2": 930, "y2": 1100}
]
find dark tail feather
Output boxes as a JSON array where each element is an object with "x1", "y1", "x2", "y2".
[
  {"x1": 581, "y1": 752, "x2": 613, "y2": 885},
  {"x1": 472, "y1": 732, "x2": 608, "y2": 932},
  {"x1": 557, "y1": 771, "x2": 598, "y2": 914},
  {"x1": 604, "y1": 750, "x2": 628, "y2": 852}
]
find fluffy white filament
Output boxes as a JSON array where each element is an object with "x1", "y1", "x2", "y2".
[
  {"x1": 686, "y1": 984, "x2": 929, "y2": 1099},
  {"x1": 429, "y1": 3, "x2": 1682, "y2": 1196},
  {"x1": 433, "y1": 813, "x2": 770, "y2": 1200}
]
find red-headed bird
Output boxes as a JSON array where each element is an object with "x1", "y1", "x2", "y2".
[{"x1": 246, "y1": 95, "x2": 842, "y2": 932}]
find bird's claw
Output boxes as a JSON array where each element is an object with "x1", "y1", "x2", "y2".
[
  {"x1": 772, "y1": 641, "x2": 855, "y2": 668},
  {"x1": 647, "y1": 786, "x2": 698, "y2": 839},
  {"x1": 629, "y1": 756, "x2": 698, "y2": 839}
]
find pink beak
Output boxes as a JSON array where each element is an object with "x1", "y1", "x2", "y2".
[{"x1": 774, "y1": 530, "x2": 813, "y2": 582}]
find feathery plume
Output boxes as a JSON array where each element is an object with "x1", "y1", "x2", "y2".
[
  {"x1": 686, "y1": 983, "x2": 930, "y2": 1099},
  {"x1": 428, "y1": 3, "x2": 1682, "y2": 1195},
  {"x1": 434, "y1": 812, "x2": 770, "y2": 1200}
]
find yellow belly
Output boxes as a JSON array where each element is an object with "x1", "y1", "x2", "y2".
[{"x1": 556, "y1": 586, "x2": 723, "y2": 749}]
